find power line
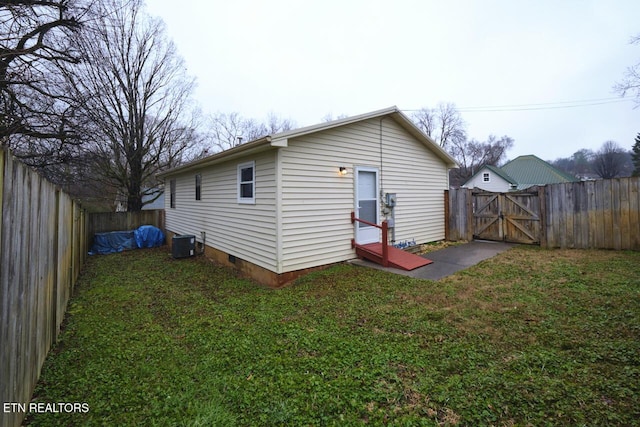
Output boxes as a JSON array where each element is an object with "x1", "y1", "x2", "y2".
[
  {"x1": 459, "y1": 98, "x2": 631, "y2": 112},
  {"x1": 403, "y1": 97, "x2": 633, "y2": 113},
  {"x1": 460, "y1": 96, "x2": 624, "y2": 109}
]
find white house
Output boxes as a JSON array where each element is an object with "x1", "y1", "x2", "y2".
[
  {"x1": 142, "y1": 189, "x2": 165, "y2": 210},
  {"x1": 158, "y1": 107, "x2": 457, "y2": 287},
  {"x1": 462, "y1": 164, "x2": 518, "y2": 192},
  {"x1": 463, "y1": 155, "x2": 578, "y2": 192}
]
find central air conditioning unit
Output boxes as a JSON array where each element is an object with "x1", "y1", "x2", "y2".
[{"x1": 172, "y1": 235, "x2": 196, "y2": 258}]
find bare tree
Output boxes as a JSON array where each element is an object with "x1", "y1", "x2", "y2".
[
  {"x1": 614, "y1": 34, "x2": 640, "y2": 108},
  {"x1": 208, "y1": 112, "x2": 248, "y2": 151},
  {"x1": 411, "y1": 103, "x2": 466, "y2": 149},
  {"x1": 264, "y1": 111, "x2": 295, "y2": 135},
  {"x1": 67, "y1": 0, "x2": 200, "y2": 211},
  {"x1": 207, "y1": 111, "x2": 295, "y2": 152},
  {"x1": 448, "y1": 135, "x2": 514, "y2": 186},
  {"x1": 592, "y1": 140, "x2": 628, "y2": 179},
  {"x1": 0, "y1": 0, "x2": 85, "y2": 167},
  {"x1": 321, "y1": 112, "x2": 349, "y2": 122},
  {"x1": 550, "y1": 149, "x2": 594, "y2": 179},
  {"x1": 571, "y1": 149, "x2": 595, "y2": 177},
  {"x1": 410, "y1": 103, "x2": 513, "y2": 186}
]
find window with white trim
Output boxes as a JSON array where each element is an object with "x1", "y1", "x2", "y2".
[
  {"x1": 483, "y1": 172, "x2": 490, "y2": 182},
  {"x1": 237, "y1": 161, "x2": 255, "y2": 204}
]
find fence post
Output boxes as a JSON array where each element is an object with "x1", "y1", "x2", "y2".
[
  {"x1": 444, "y1": 190, "x2": 450, "y2": 241},
  {"x1": 465, "y1": 188, "x2": 473, "y2": 241},
  {"x1": 51, "y1": 190, "x2": 60, "y2": 344},
  {"x1": 0, "y1": 149, "x2": 4, "y2": 276},
  {"x1": 0, "y1": 149, "x2": 5, "y2": 259},
  {"x1": 0, "y1": 150, "x2": 4, "y2": 427},
  {"x1": 538, "y1": 185, "x2": 547, "y2": 248}
]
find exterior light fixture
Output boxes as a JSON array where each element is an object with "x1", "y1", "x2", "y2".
[{"x1": 339, "y1": 167, "x2": 348, "y2": 176}]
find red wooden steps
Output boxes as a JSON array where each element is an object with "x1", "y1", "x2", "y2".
[{"x1": 355, "y1": 243, "x2": 433, "y2": 271}]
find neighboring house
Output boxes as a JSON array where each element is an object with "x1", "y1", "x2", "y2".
[
  {"x1": 463, "y1": 164, "x2": 518, "y2": 192},
  {"x1": 463, "y1": 155, "x2": 578, "y2": 191},
  {"x1": 158, "y1": 106, "x2": 457, "y2": 287},
  {"x1": 114, "y1": 188, "x2": 165, "y2": 211},
  {"x1": 142, "y1": 189, "x2": 165, "y2": 210}
]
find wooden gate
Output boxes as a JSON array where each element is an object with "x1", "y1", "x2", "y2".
[{"x1": 473, "y1": 189, "x2": 541, "y2": 244}]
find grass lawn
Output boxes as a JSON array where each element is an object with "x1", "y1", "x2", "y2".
[{"x1": 25, "y1": 245, "x2": 640, "y2": 426}]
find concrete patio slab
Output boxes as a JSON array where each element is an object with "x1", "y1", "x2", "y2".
[{"x1": 349, "y1": 240, "x2": 517, "y2": 280}]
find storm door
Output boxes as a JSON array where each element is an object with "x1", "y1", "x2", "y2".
[{"x1": 354, "y1": 167, "x2": 380, "y2": 244}]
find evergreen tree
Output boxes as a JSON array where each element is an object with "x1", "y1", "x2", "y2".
[{"x1": 632, "y1": 133, "x2": 640, "y2": 177}]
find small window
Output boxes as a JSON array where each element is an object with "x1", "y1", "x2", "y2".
[
  {"x1": 238, "y1": 161, "x2": 255, "y2": 204},
  {"x1": 195, "y1": 174, "x2": 201, "y2": 201},
  {"x1": 483, "y1": 172, "x2": 490, "y2": 182},
  {"x1": 170, "y1": 179, "x2": 176, "y2": 208}
]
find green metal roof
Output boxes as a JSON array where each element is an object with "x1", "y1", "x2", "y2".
[{"x1": 501, "y1": 155, "x2": 578, "y2": 189}]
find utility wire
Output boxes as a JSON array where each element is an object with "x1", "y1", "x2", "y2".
[
  {"x1": 459, "y1": 98, "x2": 630, "y2": 112},
  {"x1": 403, "y1": 97, "x2": 632, "y2": 113}
]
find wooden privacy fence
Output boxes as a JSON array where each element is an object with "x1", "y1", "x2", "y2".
[
  {"x1": 0, "y1": 149, "x2": 88, "y2": 427},
  {"x1": 446, "y1": 177, "x2": 640, "y2": 250},
  {"x1": 87, "y1": 209, "x2": 165, "y2": 247}
]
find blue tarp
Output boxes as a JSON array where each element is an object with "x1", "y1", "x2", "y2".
[
  {"x1": 134, "y1": 225, "x2": 166, "y2": 248},
  {"x1": 89, "y1": 225, "x2": 165, "y2": 255},
  {"x1": 89, "y1": 230, "x2": 136, "y2": 255}
]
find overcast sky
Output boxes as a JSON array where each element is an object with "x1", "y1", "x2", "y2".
[{"x1": 146, "y1": 0, "x2": 639, "y2": 161}]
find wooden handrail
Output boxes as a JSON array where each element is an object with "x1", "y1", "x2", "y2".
[
  {"x1": 351, "y1": 211, "x2": 389, "y2": 267},
  {"x1": 351, "y1": 211, "x2": 380, "y2": 228}
]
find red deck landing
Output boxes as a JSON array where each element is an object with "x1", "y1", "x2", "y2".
[{"x1": 355, "y1": 243, "x2": 433, "y2": 271}]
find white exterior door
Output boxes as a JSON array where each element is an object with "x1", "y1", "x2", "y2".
[{"x1": 354, "y1": 167, "x2": 379, "y2": 244}]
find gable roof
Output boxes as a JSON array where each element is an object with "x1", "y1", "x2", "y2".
[
  {"x1": 158, "y1": 106, "x2": 457, "y2": 178},
  {"x1": 467, "y1": 164, "x2": 517, "y2": 186},
  {"x1": 501, "y1": 155, "x2": 578, "y2": 189}
]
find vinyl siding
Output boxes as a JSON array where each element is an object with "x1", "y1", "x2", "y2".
[
  {"x1": 464, "y1": 170, "x2": 511, "y2": 192},
  {"x1": 379, "y1": 119, "x2": 449, "y2": 245},
  {"x1": 279, "y1": 117, "x2": 449, "y2": 272},
  {"x1": 164, "y1": 150, "x2": 278, "y2": 271}
]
